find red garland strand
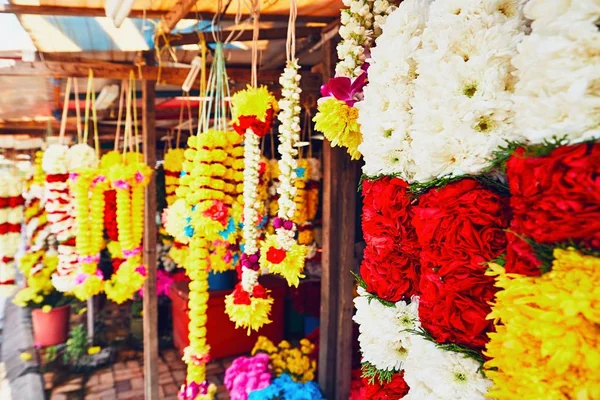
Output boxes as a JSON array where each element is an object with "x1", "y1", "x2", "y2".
[
  {"x1": 505, "y1": 142, "x2": 600, "y2": 275},
  {"x1": 360, "y1": 177, "x2": 421, "y2": 302},
  {"x1": 412, "y1": 179, "x2": 509, "y2": 350}
]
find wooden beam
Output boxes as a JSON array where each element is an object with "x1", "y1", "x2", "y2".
[
  {"x1": 0, "y1": 4, "x2": 335, "y2": 23},
  {"x1": 318, "y1": 36, "x2": 357, "y2": 400},
  {"x1": 159, "y1": 0, "x2": 199, "y2": 34},
  {"x1": 142, "y1": 79, "x2": 159, "y2": 400},
  {"x1": 261, "y1": 34, "x2": 321, "y2": 70},
  {"x1": 166, "y1": 26, "x2": 323, "y2": 47},
  {"x1": 0, "y1": 60, "x2": 317, "y2": 87}
]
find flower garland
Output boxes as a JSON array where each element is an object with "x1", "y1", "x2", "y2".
[
  {"x1": 164, "y1": 148, "x2": 185, "y2": 206},
  {"x1": 0, "y1": 173, "x2": 24, "y2": 285},
  {"x1": 70, "y1": 168, "x2": 107, "y2": 301},
  {"x1": 313, "y1": 0, "x2": 393, "y2": 160},
  {"x1": 259, "y1": 61, "x2": 307, "y2": 288},
  {"x1": 336, "y1": 0, "x2": 393, "y2": 78},
  {"x1": 171, "y1": 130, "x2": 241, "y2": 399},
  {"x1": 23, "y1": 151, "x2": 49, "y2": 254},
  {"x1": 104, "y1": 159, "x2": 152, "y2": 304},
  {"x1": 298, "y1": 157, "x2": 320, "y2": 247},
  {"x1": 512, "y1": 0, "x2": 600, "y2": 145},
  {"x1": 13, "y1": 251, "x2": 61, "y2": 308},
  {"x1": 225, "y1": 86, "x2": 278, "y2": 333},
  {"x1": 42, "y1": 144, "x2": 79, "y2": 292}
]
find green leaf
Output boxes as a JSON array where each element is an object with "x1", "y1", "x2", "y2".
[
  {"x1": 361, "y1": 362, "x2": 395, "y2": 385},
  {"x1": 407, "y1": 327, "x2": 485, "y2": 365},
  {"x1": 351, "y1": 271, "x2": 367, "y2": 290}
]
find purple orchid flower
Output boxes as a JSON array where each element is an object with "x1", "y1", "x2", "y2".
[{"x1": 320, "y1": 66, "x2": 369, "y2": 107}]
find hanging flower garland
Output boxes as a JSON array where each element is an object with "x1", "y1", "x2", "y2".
[
  {"x1": 70, "y1": 168, "x2": 107, "y2": 301},
  {"x1": 23, "y1": 150, "x2": 49, "y2": 254},
  {"x1": 104, "y1": 159, "x2": 152, "y2": 304},
  {"x1": 260, "y1": 60, "x2": 307, "y2": 288},
  {"x1": 225, "y1": 85, "x2": 278, "y2": 333},
  {"x1": 313, "y1": 0, "x2": 394, "y2": 160},
  {"x1": 42, "y1": 144, "x2": 79, "y2": 292},
  {"x1": 164, "y1": 148, "x2": 185, "y2": 206},
  {"x1": 0, "y1": 173, "x2": 24, "y2": 285}
]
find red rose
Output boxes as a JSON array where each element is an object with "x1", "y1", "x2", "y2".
[
  {"x1": 233, "y1": 108, "x2": 276, "y2": 137},
  {"x1": 360, "y1": 177, "x2": 421, "y2": 302},
  {"x1": 266, "y1": 246, "x2": 286, "y2": 264},
  {"x1": 507, "y1": 142, "x2": 600, "y2": 248},
  {"x1": 252, "y1": 283, "x2": 269, "y2": 299},
  {"x1": 413, "y1": 179, "x2": 509, "y2": 350},
  {"x1": 359, "y1": 372, "x2": 410, "y2": 399},
  {"x1": 504, "y1": 232, "x2": 542, "y2": 276},
  {"x1": 232, "y1": 284, "x2": 252, "y2": 305}
]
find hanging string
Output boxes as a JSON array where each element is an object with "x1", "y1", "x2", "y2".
[
  {"x1": 91, "y1": 83, "x2": 100, "y2": 159},
  {"x1": 286, "y1": 0, "x2": 297, "y2": 62},
  {"x1": 130, "y1": 71, "x2": 140, "y2": 154},
  {"x1": 73, "y1": 79, "x2": 82, "y2": 144},
  {"x1": 123, "y1": 78, "x2": 133, "y2": 159},
  {"x1": 114, "y1": 80, "x2": 127, "y2": 152},
  {"x1": 83, "y1": 70, "x2": 96, "y2": 145},
  {"x1": 250, "y1": 0, "x2": 260, "y2": 88},
  {"x1": 58, "y1": 77, "x2": 72, "y2": 145}
]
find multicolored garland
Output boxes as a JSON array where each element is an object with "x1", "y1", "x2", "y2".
[
  {"x1": 260, "y1": 60, "x2": 307, "y2": 287},
  {"x1": 42, "y1": 144, "x2": 78, "y2": 292},
  {"x1": 0, "y1": 172, "x2": 24, "y2": 285},
  {"x1": 104, "y1": 158, "x2": 152, "y2": 304},
  {"x1": 225, "y1": 86, "x2": 278, "y2": 334},
  {"x1": 313, "y1": 0, "x2": 393, "y2": 159},
  {"x1": 70, "y1": 167, "x2": 107, "y2": 301}
]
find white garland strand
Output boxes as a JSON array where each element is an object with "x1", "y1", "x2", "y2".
[
  {"x1": 512, "y1": 0, "x2": 600, "y2": 144},
  {"x1": 336, "y1": 0, "x2": 394, "y2": 78},
  {"x1": 242, "y1": 129, "x2": 261, "y2": 256},
  {"x1": 275, "y1": 60, "x2": 302, "y2": 250},
  {"x1": 0, "y1": 173, "x2": 23, "y2": 284}
]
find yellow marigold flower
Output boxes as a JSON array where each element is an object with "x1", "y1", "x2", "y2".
[
  {"x1": 20, "y1": 352, "x2": 32, "y2": 361},
  {"x1": 231, "y1": 85, "x2": 278, "y2": 123},
  {"x1": 485, "y1": 249, "x2": 600, "y2": 400},
  {"x1": 42, "y1": 305, "x2": 52, "y2": 313},
  {"x1": 313, "y1": 98, "x2": 362, "y2": 160},
  {"x1": 87, "y1": 346, "x2": 101, "y2": 355}
]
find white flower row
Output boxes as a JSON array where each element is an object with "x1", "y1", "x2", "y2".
[
  {"x1": 357, "y1": 0, "x2": 527, "y2": 183},
  {"x1": 275, "y1": 60, "x2": 302, "y2": 249},
  {"x1": 512, "y1": 0, "x2": 600, "y2": 144},
  {"x1": 336, "y1": 0, "x2": 394, "y2": 78},
  {"x1": 242, "y1": 129, "x2": 262, "y2": 256},
  {"x1": 353, "y1": 287, "x2": 491, "y2": 399}
]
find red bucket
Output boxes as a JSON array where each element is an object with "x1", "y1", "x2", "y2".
[{"x1": 31, "y1": 305, "x2": 71, "y2": 347}]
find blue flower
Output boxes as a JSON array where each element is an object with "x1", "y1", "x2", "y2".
[
  {"x1": 295, "y1": 167, "x2": 306, "y2": 179},
  {"x1": 248, "y1": 374, "x2": 325, "y2": 400},
  {"x1": 218, "y1": 217, "x2": 236, "y2": 240},
  {"x1": 180, "y1": 170, "x2": 187, "y2": 177},
  {"x1": 184, "y1": 225, "x2": 194, "y2": 238}
]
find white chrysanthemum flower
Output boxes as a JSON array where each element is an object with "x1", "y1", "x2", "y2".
[
  {"x1": 42, "y1": 144, "x2": 71, "y2": 175},
  {"x1": 513, "y1": 0, "x2": 600, "y2": 145},
  {"x1": 403, "y1": 336, "x2": 491, "y2": 400},
  {"x1": 353, "y1": 287, "x2": 421, "y2": 372},
  {"x1": 356, "y1": 0, "x2": 431, "y2": 179},
  {"x1": 68, "y1": 143, "x2": 98, "y2": 171},
  {"x1": 408, "y1": 0, "x2": 527, "y2": 182}
]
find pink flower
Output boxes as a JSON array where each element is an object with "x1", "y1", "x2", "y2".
[{"x1": 224, "y1": 354, "x2": 272, "y2": 400}]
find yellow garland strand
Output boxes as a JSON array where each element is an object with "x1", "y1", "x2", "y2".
[{"x1": 484, "y1": 248, "x2": 600, "y2": 400}]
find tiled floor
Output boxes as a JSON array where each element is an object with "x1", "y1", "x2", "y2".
[{"x1": 47, "y1": 348, "x2": 233, "y2": 400}]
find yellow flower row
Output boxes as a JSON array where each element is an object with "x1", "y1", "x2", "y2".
[{"x1": 485, "y1": 248, "x2": 600, "y2": 400}]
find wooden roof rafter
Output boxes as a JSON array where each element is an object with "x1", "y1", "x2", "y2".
[{"x1": 0, "y1": 4, "x2": 335, "y2": 23}]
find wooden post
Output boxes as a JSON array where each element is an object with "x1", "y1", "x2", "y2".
[
  {"x1": 142, "y1": 79, "x2": 159, "y2": 400},
  {"x1": 318, "y1": 36, "x2": 359, "y2": 400}
]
